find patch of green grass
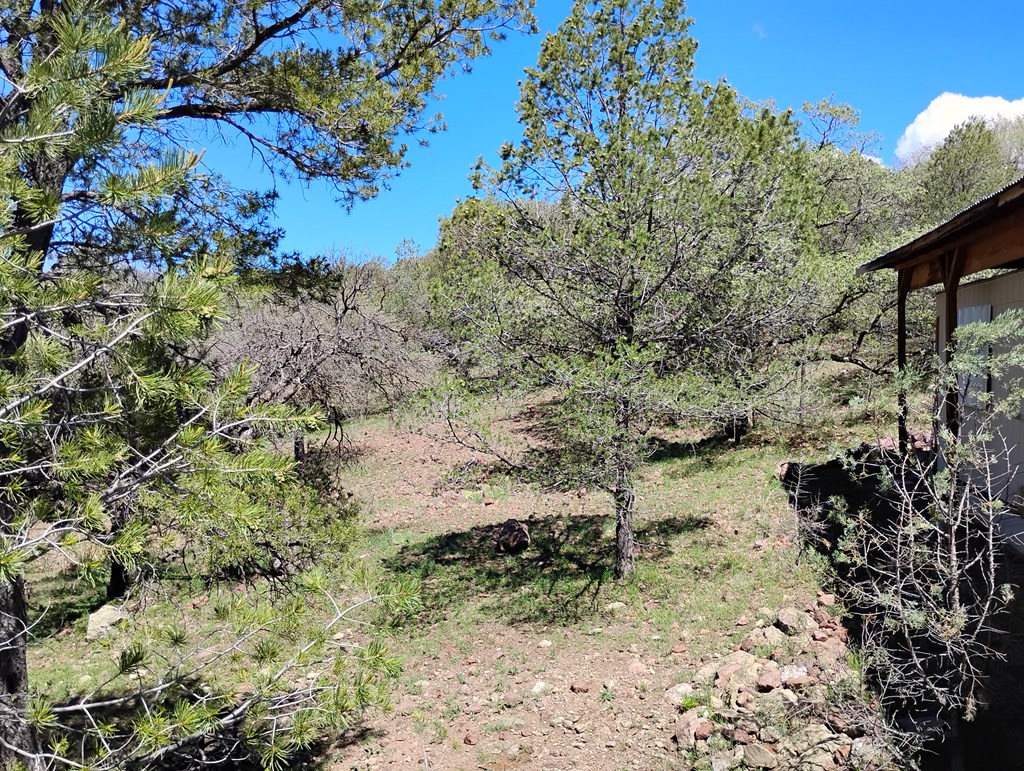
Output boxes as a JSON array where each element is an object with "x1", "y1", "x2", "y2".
[
  {"x1": 403, "y1": 673, "x2": 429, "y2": 695},
  {"x1": 679, "y1": 692, "x2": 704, "y2": 708},
  {"x1": 412, "y1": 708, "x2": 448, "y2": 742},
  {"x1": 485, "y1": 718, "x2": 517, "y2": 733},
  {"x1": 462, "y1": 477, "x2": 512, "y2": 504},
  {"x1": 441, "y1": 696, "x2": 462, "y2": 721},
  {"x1": 384, "y1": 511, "x2": 708, "y2": 626}
]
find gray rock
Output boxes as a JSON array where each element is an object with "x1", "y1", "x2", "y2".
[
  {"x1": 710, "y1": 752, "x2": 734, "y2": 771},
  {"x1": 779, "y1": 664, "x2": 809, "y2": 684},
  {"x1": 780, "y1": 725, "x2": 842, "y2": 770},
  {"x1": 775, "y1": 607, "x2": 818, "y2": 636},
  {"x1": 664, "y1": 682, "x2": 695, "y2": 707},
  {"x1": 742, "y1": 743, "x2": 778, "y2": 768},
  {"x1": 694, "y1": 661, "x2": 720, "y2": 685},
  {"x1": 85, "y1": 605, "x2": 128, "y2": 641},
  {"x1": 851, "y1": 737, "x2": 887, "y2": 768},
  {"x1": 799, "y1": 748, "x2": 837, "y2": 770},
  {"x1": 715, "y1": 650, "x2": 761, "y2": 689},
  {"x1": 530, "y1": 681, "x2": 551, "y2": 696}
]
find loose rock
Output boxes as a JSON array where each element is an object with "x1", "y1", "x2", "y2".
[
  {"x1": 664, "y1": 682, "x2": 695, "y2": 707},
  {"x1": 756, "y1": 665, "x2": 782, "y2": 692},
  {"x1": 742, "y1": 743, "x2": 779, "y2": 768},
  {"x1": 776, "y1": 607, "x2": 818, "y2": 635},
  {"x1": 86, "y1": 605, "x2": 128, "y2": 641},
  {"x1": 495, "y1": 519, "x2": 530, "y2": 554}
]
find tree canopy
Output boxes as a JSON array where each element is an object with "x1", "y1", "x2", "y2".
[
  {"x1": 0, "y1": 0, "x2": 532, "y2": 765},
  {"x1": 434, "y1": 0, "x2": 818, "y2": 577}
]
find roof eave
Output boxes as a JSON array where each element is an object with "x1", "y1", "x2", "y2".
[{"x1": 857, "y1": 175, "x2": 1024, "y2": 276}]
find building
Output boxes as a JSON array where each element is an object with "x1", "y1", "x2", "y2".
[{"x1": 858, "y1": 176, "x2": 1024, "y2": 500}]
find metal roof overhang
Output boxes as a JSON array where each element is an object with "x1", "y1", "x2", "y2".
[{"x1": 857, "y1": 176, "x2": 1024, "y2": 292}]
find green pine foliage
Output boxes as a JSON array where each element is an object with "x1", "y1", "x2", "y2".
[
  {"x1": 432, "y1": 0, "x2": 820, "y2": 578},
  {"x1": 916, "y1": 117, "x2": 1019, "y2": 223},
  {"x1": 0, "y1": 0, "x2": 473, "y2": 765}
]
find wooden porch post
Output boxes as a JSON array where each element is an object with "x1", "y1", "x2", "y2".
[
  {"x1": 942, "y1": 249, "x2": 965, "y2": 440},
  {"x1": 897, "y1": 269, "x2": 910, "y2": 454}
]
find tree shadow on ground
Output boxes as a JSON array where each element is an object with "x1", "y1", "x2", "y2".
[
  {"x1": 383, "y1": 512, "x2": 710, "y2": 626},
  {"x1": 28, "y1": 571, "x2": 108, "y2": 639},
  {"x1": 648, "y1": 434, "x2": 731, "y2": 462},
  {"x1": 647, "y1": 434, "x2": 755, "y2": 477}
]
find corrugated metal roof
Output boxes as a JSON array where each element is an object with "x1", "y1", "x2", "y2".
[{"x1": 857, "y1": 174, "x2": 1024, "y2": 275}]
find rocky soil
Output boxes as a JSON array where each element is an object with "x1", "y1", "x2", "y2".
[
  {"x1": 336, "y1": 601, "x2": 891, "y2": 770},
  {"x1": 332, "y1": 420, "x2": 894, "y2": 770}
]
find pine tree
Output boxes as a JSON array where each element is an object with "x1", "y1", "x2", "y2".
[
  {"x1": 0, "y1": 0, "x2": 521, "y2": 763},
  {"x1": 434, "y1": 0, "x2": 817, "y2": 578},
  {"x1": 917, "y1": 118, "x2": 1018, "y2": 223}
]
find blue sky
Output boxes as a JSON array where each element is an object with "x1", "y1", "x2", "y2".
[{"x1": 202, "y1": 1, "x2": 1024, "y2": 262}]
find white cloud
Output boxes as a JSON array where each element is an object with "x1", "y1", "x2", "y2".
[
  {"x1": 895, "y1": 92, "x2": 1024, "y2": 164},
  {"x1": 752, "y1": 22, "x2": 766, "y2": 39}
]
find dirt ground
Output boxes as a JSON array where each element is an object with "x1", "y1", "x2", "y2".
[{"x1": 330, "y1": 414, "x2": 838, "y2": 771}]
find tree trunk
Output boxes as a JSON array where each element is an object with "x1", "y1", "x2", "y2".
[
  {"x1": 613, "y1": 464, "x2": 636, "y2": 579},
  {"x1": 106, "y1": 502, "x2": 131, "y2": 600},
  {"x1": 106, "y1": 558, "x2": 130, "y2": 601},
  {"x1": 0, "y1": 578, "x2": 42, "y2": 769}
]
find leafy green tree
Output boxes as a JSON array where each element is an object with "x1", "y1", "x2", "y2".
[
  {"x1": 796, "y1": 99, "x2": 931, "y2": 382},
  {"x1": 434, "y1": 0, "x2": 817, "y2": 578},
  {"x1": 2, "y1": 0, "x2": 536, "y2": 262},
  {"x1": 917, "y1": 117, "x2": 1018, "y2": 223},
  {"x1": 991, "y1": 114, "x2": 1024, "y2": 171},
  {"x1": 2, "y1": 0, "x2": 534, "y2": 597}
]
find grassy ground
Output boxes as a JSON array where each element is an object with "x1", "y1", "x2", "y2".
[
  {"x1": 21, "y1": 381, "x2": 901, "y2": 769},
  {"x1": 328, "y1": 406, "x2": 841, "y2": 769}
]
